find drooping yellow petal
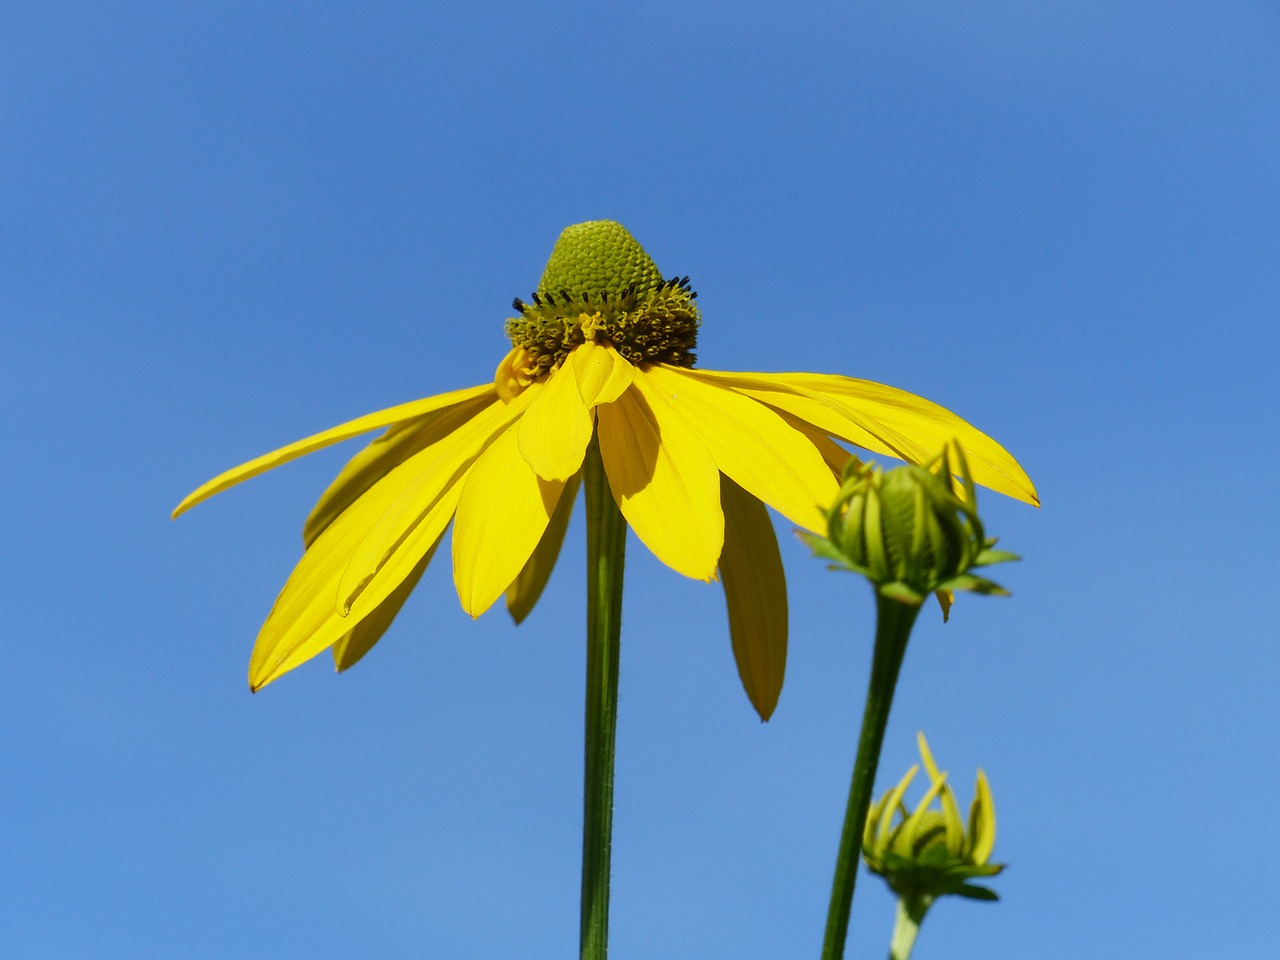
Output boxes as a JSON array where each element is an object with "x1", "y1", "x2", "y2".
[
  {"x1": 644, "y1": 365, "x2": 838, "y2": 535},
  {"x1": 332, "y1": 540, "x2": 439, "y2": 671},
  {"x1": 247, "y1": 446, "x2": 467, "y2": 689},
  {"x1": 686, "y1": 368, "x2": 910, "y2": 457},
  {"x1": 453, "y1": 425, "x2": 566, "y2": 618},
  {"x1": 572, "y1": 341, "x2": 634, "y2": 406},
  {"x1": 250, "y1": 508, "x2": 368, "y2": 689},
  {"x1": 796, "y1": 373, "x2": 1037, "y2": 506},
  {"x1": 304, "y1": 392, "x2": 496, "y2": 546},
  {"x1": 597, "y1": 380, "x2": 722, "y2": 581},
  {"x1": 337, "y1": 388, "x2": 537, "y2": 615},
  {"x1": 172, "y1": 383, "x2": 495, "y2": 518},
  {"x1": 252, "y1": 486, "x2": 465, "y2": 690},
  {"x1": 342, "y1": 480, "x2": 466, "y2": 629},
  {"x1": 775, "y1": 411, "x2": 863, "y2": 477},
  {"x1": 718, "y1": 476, "x2": 788, "y2": 720},
  {"x1": 506, "y1": 473, "x2": 581, "y2": 624},
  {"x1": 517, "y1": 362, "x2": 593, "y2": 481},
  {"x1": 689, "y1": 369, "x2": 1038, "y2": 506}
]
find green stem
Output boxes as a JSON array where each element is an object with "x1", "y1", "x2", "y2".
[
  {"x1": 887, "y1": 897, "x2": 929, "y2": 960},
  {"x1": 820, "y1": 593, "x2": 921, "y2": 960},
  {"x1": 581, "y1": 432, "x2": 626, "y2": 960}
]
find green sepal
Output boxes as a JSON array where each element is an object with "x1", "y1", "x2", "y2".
[
  {"x1": 974, "y1": 548, "x2": 1020, "y2": 567},
  {"x1": 879, "y1": 582, "x2": 925, "y2": 605},
  {"x1": 880, "y1": 852, "x2": 913, "y2": 872},
  {"x1": 917, "y1": 843, "x2": 949, "y2": 867},
  {"x1": 800, "y1": 533, "x2": 857, "y2": 567},
  {"x1": 934, "y1": 574, "x2": 1010, "y2": 597},
  {"x1": 953, "y1": 884, "x2": 1000, "y2": 901}
]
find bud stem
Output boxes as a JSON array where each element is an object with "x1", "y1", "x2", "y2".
[
  {"x1": 581, "y1": 429, "x2": 626, "y2": 960},
  {"x1": 887, "y1": 896, "x2": 929, "y2": 960},
  {"x1": 821, "y1": 593, "x2": 921, "y2": 960}
]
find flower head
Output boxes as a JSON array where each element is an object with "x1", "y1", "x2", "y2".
[
  {"x1": 174, "y1": 221, "x2": 1037, "y2": 717},
  {"x1": 863, "y1": 732, "x2": 1004, "y2": 904}
]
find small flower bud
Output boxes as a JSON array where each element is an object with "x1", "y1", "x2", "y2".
[
  {"x1": 862, "y1": 732, "x2": 1004, "y2": 904},
  {"x1": 804, "y1": 442, "x2": 1018, "y2": 608}
]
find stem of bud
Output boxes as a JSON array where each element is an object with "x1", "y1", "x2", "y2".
[{"x1": 821, "y1": 594, "x2": 921, "y2": 960}]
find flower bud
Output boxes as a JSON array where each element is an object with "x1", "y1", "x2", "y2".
[
  {"x1": 804, "y1": 442, "x2": 1018, "y2": 608},
  {"x1": 862, "y1": 732, "x2": 1004, "y2": 904}
]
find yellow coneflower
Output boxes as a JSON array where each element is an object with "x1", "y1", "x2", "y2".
[{"x1": 174, "y1": 220, "x2": 1036, "y2": 718}]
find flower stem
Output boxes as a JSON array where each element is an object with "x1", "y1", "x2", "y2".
[
  {"x1": 887, "y1": 897, "x2": 929, "y2": 960},
  {"x1": 581, "y1": 431, "x2": 625, "y2": 960},
  {"x1": 821, "y1": 593, "x2": 921, "y2": 960}
]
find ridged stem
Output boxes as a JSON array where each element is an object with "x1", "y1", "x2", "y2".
[
  {"x1": 820, "y1": 593, "x2": 921, "y2": 960},
  {"x1": 580, "y1": 431, "x2": 625, "y2": 960}
]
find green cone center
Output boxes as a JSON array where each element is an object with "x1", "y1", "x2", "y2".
[{"x1": 505, "y1": 220, "x2": 700, "y2": 377}]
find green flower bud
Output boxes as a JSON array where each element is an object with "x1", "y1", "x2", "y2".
[
  {"x1": 803, "y1": 442, "x2": 1018, "y2": 609},
  {"x1": 862, "y1": 732, "x2": 1004, "y2": 905}
]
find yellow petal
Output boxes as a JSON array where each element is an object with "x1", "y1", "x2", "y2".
[
  {"x1": 775, "y1": 411, "x2": 863, "y2": 477},
  {"x1": 453, "y1": 425, "x2": 566, "y2": 618},
  {"x1": 332, "y1": 539, "x2": 439, "y2": 671},
  {"x1": 597, "y1": 380, "x2": 722, "y2": 581},
  {"x1": 644, "y1": 365, "x2": 838, "y2": 535},
  {"x1": 518, "y1": 362, "x2": 593, "y2": 481},
  {"x1": 337, "y1": 388, "x2": 536, "y2": 615},
  {"x1": 689, "y1": 369, "x2": 1038, "y2": 506},
  {"x1": 173, "y1": 383, "x2": 495, "y2": 518},
  {"x1": 572, "y1": 341, "x2": 634, "y2": 406},
  {"x1": 506, "y1": 473, "x2": 580, "y2": 624},
  {"x1": 250, "y1": 513, "x2": 367, "y2": 689},
  {"x1": 247, "y1": 458, "x2": 460, "y2": 689},
  {"x1": 798, "y1": 373, "x2": 1037, "y2": 506},
  {"x1": 719, "y1": 476, "x2": 788, "y2": 720},
  {"x1": 304, "y1": 392, "x2": 495, "y2": 546},
  {"x1": 495, "y1": 346, "x2": 538, "y2": 401}
]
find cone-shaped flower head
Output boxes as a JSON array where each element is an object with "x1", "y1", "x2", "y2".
[
  {"x1": 804, "y1": 442, "x2": 1019, "y2": 609},
  {"x1": 174, "y1": 221, "x2": 1037, "y2": 718},
  {"x1": 863, "y1": 732, "x2": 1004, "y2": 904}
]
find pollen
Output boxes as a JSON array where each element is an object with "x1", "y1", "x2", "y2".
[{"x1": 504, "y1": 220, "x2": 700, "y2": 378}]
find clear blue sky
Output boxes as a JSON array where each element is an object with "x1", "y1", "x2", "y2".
[{"x1": 3, "y1": 2, "x2": 1277, "y2": 957}]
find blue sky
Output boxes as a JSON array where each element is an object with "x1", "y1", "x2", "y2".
[{"x1": 3, "y1": 2, "x2": 1278, "y2": 957}]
